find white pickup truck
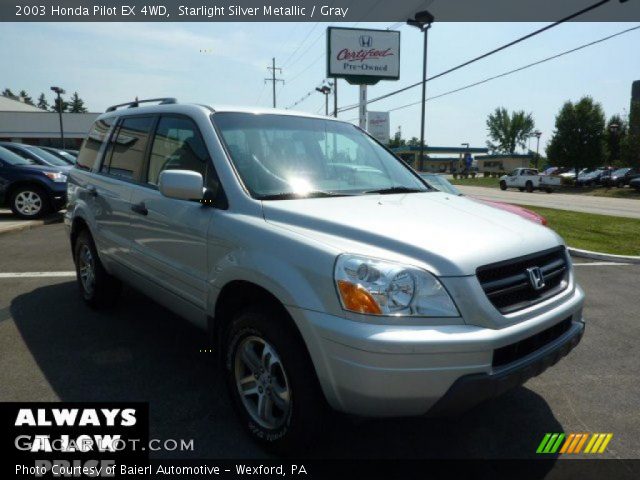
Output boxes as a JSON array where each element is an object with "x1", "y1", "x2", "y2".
[{"x1": 500, "y1": 168, "x2": 561, "y2": 193}]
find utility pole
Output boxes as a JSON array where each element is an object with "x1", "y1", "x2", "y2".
[{"x1": 265, "y1": 58, "x2": 284, "y2": 108}]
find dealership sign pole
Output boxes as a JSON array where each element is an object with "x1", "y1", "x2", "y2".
[{"x1": 327, "y1": 27, "x2": 400, "y2": 134}]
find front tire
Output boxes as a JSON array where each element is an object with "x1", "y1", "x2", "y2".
[
  {"x1": 224, "y1": 306, "x2": 325, "y2": 453},
  {"x1": 74, "y1": 230, "x2": 122, "y2": 309},
  {"x1": 525, "y1": 181, "x2": 534, "y2": 193},
  {"x1": 10, "y1": 186, "x2": 50, "y2": 219},
  {"x1": 499, "y1": 181, "x2": 507, "y2": 191}
]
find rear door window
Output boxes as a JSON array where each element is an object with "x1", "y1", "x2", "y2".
[{"x1": 103, "y1": 116, "x2": 154, "y2": 181}]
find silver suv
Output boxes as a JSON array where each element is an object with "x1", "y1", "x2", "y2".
[{"x1": 65, "y1": 98, "x2": 585, "y2": 450}]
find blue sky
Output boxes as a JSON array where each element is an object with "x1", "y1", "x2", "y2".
[{"x1": 1, "y1": 21, "x2": 638, "y2": 152}]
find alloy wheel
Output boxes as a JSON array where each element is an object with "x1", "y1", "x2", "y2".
[
  {"x1": 78, "y1": 244, "x2": 96, "y2": 296},
  {"x1": 15, "y1": 191, "x2": 42, "y2": 216},
  {"x1": 234, "y1": 335, "x2": 292, "y2": 430}
]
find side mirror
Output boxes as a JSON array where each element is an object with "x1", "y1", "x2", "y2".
[{"x1": 158, "y1": 170, "x2": 203, "y2": 201}]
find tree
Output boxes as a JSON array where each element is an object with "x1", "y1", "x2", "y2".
[
  {"x1": 486, "y1": 107, "x2": 535, "y2": 154},
  {"x1": 18, "y1": 90, "x2": 34, "y2": 105},
  {"x1": 546, "y1": 96, "x2": 606, "y2": 176},
  {"x1": 604, "y1": 114, "x2": 628, "y2": 165},
  {"x1": 36, "y1": 93, "x2": 49, "y2": 111},
  {"x1": 68, "y1": 92, "x2": 87, "y2": 113},
  {"x1": 51, "y1": 96, "x2": 68, "y2": 113},
  {"x1": 2, "y1": 88, "x2": 15, "y2": 98},
  {"x1": 388, "y1": 128, "x2": 406, "y2": 148}
]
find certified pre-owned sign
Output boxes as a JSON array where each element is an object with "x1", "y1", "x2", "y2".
[{"x1": 327, "y1": 27, "x2": 400, "y2": 84}]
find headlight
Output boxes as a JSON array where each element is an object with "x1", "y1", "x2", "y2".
[
  {"x1": 334, "y1": 254, "x2": 459, "y2": 317},
  {"x1": 43, "y1": 171, "x2": 68, "y2": 183}
]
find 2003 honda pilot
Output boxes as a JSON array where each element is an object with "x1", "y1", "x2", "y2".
[{"x1": 66, "y1": 98, "x2": 585, "y2": 450}]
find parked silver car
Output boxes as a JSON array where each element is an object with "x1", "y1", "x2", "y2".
[{"x1": 65, "y1": 99, "x2": 585, "y2": 451}]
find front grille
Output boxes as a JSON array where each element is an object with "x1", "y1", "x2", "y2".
[
  {"x1": 492, "y1": 317, "x2": 572, "y2": 368},
  {"x1": 477, "y1": 246, "x2": 569, "y2": 314}
]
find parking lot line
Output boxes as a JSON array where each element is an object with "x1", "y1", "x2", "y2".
[
  {"x1": 572, "y1": 262, "x2": 634, "y2": 267},
  {"x1": 0, "y1": 271, "x2": 75, "y2": 278}
]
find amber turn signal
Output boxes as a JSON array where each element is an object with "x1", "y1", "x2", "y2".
[{"x1": 337, "y1": 280, "x2": 382, "y2": 315}]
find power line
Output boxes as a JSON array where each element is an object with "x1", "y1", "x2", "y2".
[
  {"x1": 385, "y1": 25, "x2": 640, "y2": 113},
  {"x1": 338, "y1": 0, "x2": 616, "y2": 113},
  {"x1": 285, "y1": 80, "x2": 328, "y2": 109},
  {"x1": 254, "y1": 83, "x2": 267, "y2": 105},
  {"x1": 282, "y1": 23, "x2": 321, "y2": 69}
]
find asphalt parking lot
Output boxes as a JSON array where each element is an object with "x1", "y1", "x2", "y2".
[{"x1": 0, "y1": 223, "x2": 638, "y2": 461}]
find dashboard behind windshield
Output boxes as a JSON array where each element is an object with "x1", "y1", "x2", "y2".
[{"x1": 212, "y1": 113, "x2": 428, "y2": 199}]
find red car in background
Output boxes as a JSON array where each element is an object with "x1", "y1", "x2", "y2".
[{"x1": 420, "y1": 173, "x2": 547, "y2": 226}]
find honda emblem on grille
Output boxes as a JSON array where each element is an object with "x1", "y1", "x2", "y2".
[{"x1": 526, "y1": 266, "x2": 546, "y2": 290}]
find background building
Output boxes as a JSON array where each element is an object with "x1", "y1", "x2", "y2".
[{"x1": 0, "y1": 95, "x2": 98, "y2": 148}]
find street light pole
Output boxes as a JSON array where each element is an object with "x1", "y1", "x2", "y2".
[
  {"x1": 315, "y1": 84, "x2": 332, "y2": 116},
  {"x1": 50, "y1": 86, "x2": 66, "y2": 149},
  {"x1": 407, "y1": 10, "x2": 434, "y2": 172},
  {"x1": 532, "y1": 130, "x2": 542, "y2": 170}
]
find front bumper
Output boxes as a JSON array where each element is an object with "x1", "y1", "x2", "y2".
[
  {"x1": 288, "y1": 285, "x2": 585, "y2": 417},
  {"x1": 427, "y1": 318, "x2": 584, "y2": 416}
]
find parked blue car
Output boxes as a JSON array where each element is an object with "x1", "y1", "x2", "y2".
[
  {"x1": 0, "y1": 145, "x2": 68, "y2": 218},
  {"x1": 0, "y1": 142, "x2": 73, "y2": 171}
]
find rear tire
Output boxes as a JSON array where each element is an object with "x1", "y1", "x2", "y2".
[
  {"x1": 499, "y1": 181, "x2": 507, "y2": 191},
  {"x1": 74, "y1": 230, "x2": 122, "y2": 309},
  {"x1": 525, "y1": 181, "x2": 534, "y2": 193},
  {"x1": 223, "y1": 305, "x2": 326, "y2": 453},
  {"x1": 10, "y1": 186, "x2": 50, "y2": 219}
]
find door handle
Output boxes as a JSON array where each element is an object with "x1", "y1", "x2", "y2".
[
  {"x1": 86, "y1": 185, "x2": 98, "y2": 197},
  {"x1": 131, "y1": 202, "x2": 148, "y2": 216}
]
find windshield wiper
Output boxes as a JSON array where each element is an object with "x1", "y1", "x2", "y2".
[
  {"x1": 259, "y1": 191, "x2": 352, "y2": 201},
  {"x1": 364, "y1": 186, "x2": 427, "y2": 195}
]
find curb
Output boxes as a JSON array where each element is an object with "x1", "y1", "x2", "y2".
[
  {"x1": 0, "y1": 213, "x2": 63, "y2": 236},
  {"x1": 568, "y1": 247, "x2": 640, "y2": 264}
]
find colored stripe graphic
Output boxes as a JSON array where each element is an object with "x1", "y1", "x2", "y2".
[
  {"x1": 559, "y1": 433, "x2": 575, "y2": 454},
  {"x1": 550, "y1": 433, "x2": 565, "y2": 453},
  {"x1": 537, "y1": 433, "x2": 552, "y2": 453},
  {"x1": 568, "y1": 433, "x2": 583, "y2": 453},
  {"x1": 584, "y1": 433, "x2": 599, "y2": 453},
  {"x1": 574, "y1": 433, "x2": 589, "y2": 453},
  {"x1": 598, "y1": 434, "x2": 613, "y2": 453},
  {"x1": 538, "y1": 433, "x2": 613, "y2": 455}
]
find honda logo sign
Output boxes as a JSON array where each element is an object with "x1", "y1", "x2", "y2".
[{"x1": 327, "y1": 27, "x2": 400, "y2": 84}]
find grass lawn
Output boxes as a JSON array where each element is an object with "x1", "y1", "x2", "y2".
[
  {"x1": 450, "y1": 177, "x2": 500, "y2": 188},
  {"x1": 517, "y1": 205, "x2": 640, "y2": 256}
]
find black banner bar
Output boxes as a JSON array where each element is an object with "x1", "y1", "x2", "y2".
[{"x1": 2, "y1": 0, "x2": 640, "y2": 22}]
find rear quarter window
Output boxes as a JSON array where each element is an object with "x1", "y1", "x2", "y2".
[{"x1": 76, "y1": 118, "x2": 114, "y2": 171}]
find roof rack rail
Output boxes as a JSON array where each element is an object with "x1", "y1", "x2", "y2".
[{"x1": 105, "y1": 97, "x2": 177, "y2": 112}]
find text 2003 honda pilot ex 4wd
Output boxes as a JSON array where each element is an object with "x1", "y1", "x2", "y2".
[{"x1": 66, "y1": 98, "x2": 585, "y2": 450}]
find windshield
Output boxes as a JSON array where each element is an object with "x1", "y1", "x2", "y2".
[
  {"x1": 420, "y1": 174, "x2": 461, "y2": 195},
  {"x1": 213, "y1": 113, "x2": 429, "y2": 199},
  {"x1": 0, "y1": 146, "x2": 34, "y2": 166},
  {"x1": 24, "y1": 145, "x2": 69, "y2": 167},
  {"x1": 612, "y1": 168, "x2": 630, "y2": 176}
]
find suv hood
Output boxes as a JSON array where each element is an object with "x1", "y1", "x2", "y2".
[{"x1": 262, "y1": 192, "x2": 563, "y2": 276}]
